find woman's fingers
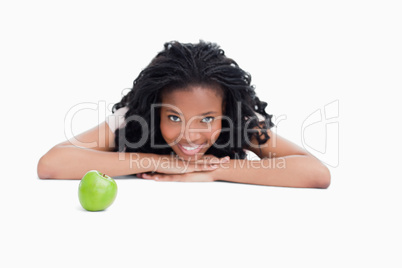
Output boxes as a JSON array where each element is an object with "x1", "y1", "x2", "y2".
[
  {"x1": 191, "y1": 165, "x2": 218, "y2": 172},
  {"x1": 204, "y1": 157, "x2": 221, "y2": 164},
  {"x1": 177, "y1": 154, "x2": 230, "y2": 164},
  {"x1": 142, "y1": 171, "x2": 179, "y2": 180},
  {"x1": 191, "y1": 161, "x2": 230, "y2": 172},
  {"x1": 151, "y1": 155, "x2": 231, "y2": 174},
  {"x1": 220, "y1": 156, "x2": 230, "y2": 163},
  {"x1": 193, "y1": 155, "x2": 229, "y2": 164},
  {"x1": 181, "y1": 155, "x2": 230, "y2": 172},
  {"x1": 203, "y1": 156, "x2": 230, "y2": 164}
]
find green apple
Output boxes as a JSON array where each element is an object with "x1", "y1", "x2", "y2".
[{"x1": 78, "y1": 170, "x2": 118, "y2": 211}]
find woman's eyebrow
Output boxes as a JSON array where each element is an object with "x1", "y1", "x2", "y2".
[
  {"x1": 165, "y1": 109, "x2": 182, "y2": 115},
  {"x1": 166, "y1": 109, "x2": 217, "y2": 116},
  {"x1": 199, "y1": 111, "x2": 218, "y2": 116}
]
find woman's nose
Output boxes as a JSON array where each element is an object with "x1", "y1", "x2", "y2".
[{"x1": 183, "y1": 127, "x2": 202, "y2": 142}]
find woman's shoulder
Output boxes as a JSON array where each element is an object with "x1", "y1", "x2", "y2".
[
  {"x1": 114, "y1": 106, "x2": 129, "y2": 116},
  {"x1": 244, "y1": 112, "x2": 265, "y2": 123},
  {"x1": 105, "y1": 106, "x2": 129, "y2": 133}
]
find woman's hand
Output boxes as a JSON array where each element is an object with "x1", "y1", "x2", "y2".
[
  {"x1": 149, "y1": 154, "x2": 230, "y2": 174},
  {"x1": 138, "y1": 171, "x2": 216, "y2": 182}
]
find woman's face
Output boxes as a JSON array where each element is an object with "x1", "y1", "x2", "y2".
[{"x1": 160, "y1": 85, "x2": 224, "y2": 160}]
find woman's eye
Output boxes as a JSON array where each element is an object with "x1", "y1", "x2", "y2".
[
  {"x1": 168, "y1": 115, "x2": 181, "y2": 122},
  {"x1": 202, "y1": 117, "x2": 214, "y2": 123}
]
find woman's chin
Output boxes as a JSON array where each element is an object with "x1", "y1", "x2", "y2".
[
  {"x1": 174, "y1": 150, "x2": 205, "y2": 161},
  {"x1": 182, "y1": 154, "x2": 204, "y2": 161}
]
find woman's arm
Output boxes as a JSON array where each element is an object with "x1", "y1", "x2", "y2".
[
  {"x1": 211, "y1": 129, "x2": 330, "y2": 188},
  {"x1": 141, "y1": 130, "x2": 330, "y2": 188},
  {"x1": 211, "y1": 155, "x2": 330, "y2": 188},
  {"x1": 141, "y1": 154, "x2": 329, "y2": 188},
  {"x1": 37, "y1": 146, "x2": 158, "y2": 180},
  {"x1": 37, "y1": 121, "x2": 156, "y2": 179},
  {"x1": 37, "y1": 121, "x2": 225, "y2": 179}
]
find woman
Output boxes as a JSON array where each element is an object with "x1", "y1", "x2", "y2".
[{"x1": 37, "y1": 41, "x2": 330, "y2": 188}]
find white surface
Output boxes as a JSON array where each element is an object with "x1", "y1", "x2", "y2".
[{"x1": 1, "y1": 1, "x2": 401, "y2": 267}]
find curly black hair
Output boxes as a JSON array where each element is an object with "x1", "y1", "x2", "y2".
[{"x1": 112, "y1": 40, "x2": 274, "y2": 159}]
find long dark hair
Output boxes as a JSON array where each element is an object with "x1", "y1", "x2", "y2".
[{"x1": 112, "y1": 40, "x2": 274, "y2": 159}]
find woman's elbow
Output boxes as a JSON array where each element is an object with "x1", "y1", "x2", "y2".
[
  {"x1": 37, "y1": 155, "x2": 55, "y2": 179},
  {"x1": 312, "y1": 164, "x2": 331, "y2": 189}
]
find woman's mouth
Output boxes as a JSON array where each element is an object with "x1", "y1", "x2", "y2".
[{"x1": 177, "y1": 143, "x2": 206, "y2": 155}]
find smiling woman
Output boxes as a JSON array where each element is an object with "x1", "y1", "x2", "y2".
[
  {"x1": 159, "y1": 86, "x2": 224, "y2": 161},
  {"x1": 111, "y1": 41, "x2": 273, "y2": 161},
  {"x1": 37, "y1": 40, "x2": 330, "y2": 188}
]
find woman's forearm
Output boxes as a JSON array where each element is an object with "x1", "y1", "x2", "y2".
[
  {"x1": 37, "y1": 145, "x2": 155, "y2": 180},
  {"x1": 211, "y1": 156, "x2": 331, "y2": 188}
]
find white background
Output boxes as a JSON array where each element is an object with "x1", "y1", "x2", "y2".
[{"x1": 1, "y1": 0, "x2": 401, "y2": 267}]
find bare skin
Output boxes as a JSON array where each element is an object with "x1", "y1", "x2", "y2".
[{"x1": 37, "y1": 85, "x2": 330, "y2": 188}]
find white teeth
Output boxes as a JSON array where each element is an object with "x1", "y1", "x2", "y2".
[{"x1": 182, "y1": 145, "x2": 199, "y2": 151}]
